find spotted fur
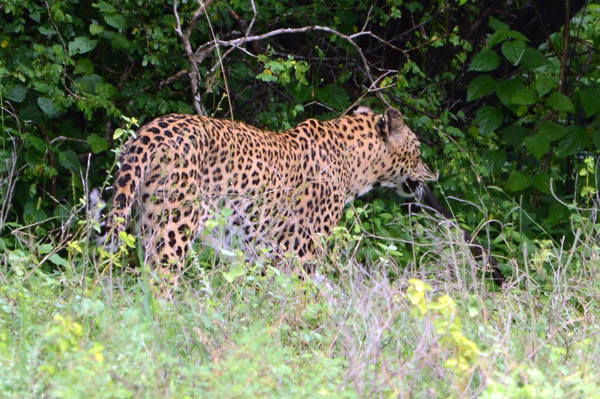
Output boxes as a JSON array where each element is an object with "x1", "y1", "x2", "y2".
[{"x1": 96, "y1": 106, "x2": 433, "y2": 288}]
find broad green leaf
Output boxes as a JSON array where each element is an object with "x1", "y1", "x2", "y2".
[
  {"x1": 74, "y1": 58, "x2": 94, "y2": 75},
  {"x1": 488, "y1": 30, "x2": 509, "y2": 46},
  {"x1": 94, "y1": 0, "x2": 117, "y2": 13},
  {"x1": 501, "y1": 40, "x2": 526, "y2": 64},
  {"x1": 89, "y1": 23, "x2": 104, "y2": 36},
  {"x1": 470, "y1": 50, "x2": 501, "y2": 71},
  {"x1": 222, "y1": 264, "x2": 245, "y2": 282},
  {"x1": 535, "y1": 76, "x2": 557, "y2": 96},
  {"x1": 547, "y1": 92, "x2": 574, "y2": 113},
  {"x1": 38, "y1": 243, "x2": 53, "y2": 254},
  {"x1": 256, "y1": 71, "x2": 277, "y2": 82},
  {"x1": 482, "y1": 149, "x2": 507, "y2": 174},
  {"x1": 496, "y1": 78, "x2": 525, "y2": 108},
  {"x1": 6, "y1": 84, "x2": 26, "y2": 102},
  {"x1": 103, "y1": 31, "x2": 130, "y2": 50},
  {"x1": 489, "y1": 18, "x2": 509, "y2": 31},
  {"x1": 467, "y1": 74, "x2": 496, "y2": 101},
  {"x1": 532, "y1": 173, "x2": 551, "y2": 194},
  {"x1": 591, "y1": 129, "x2": 600, "y2": 150},
  {"x1": 475, "y1": 106, "x2": 503, "y2": 135},
  {"x1": 510, "y1": 89, "x2": 538, "y2": 105},
  {"x1": 316, "y1": 84, "x2": 349, "y2": 111},
  {"x1": 446, "y1": 126, "x2": 465, "y2": 138},
  {"x1": 74, "y1": 74, "x2": 104, "y2": 94},
  {"x1": 524, "y1": 134, "x2": 550, "y2": 159},
  {"x1": 519, "y1": 48, "x2": 549, "y2": 69},
  {"x1": 501, "y1": 125, "x2": 529, "y2": 146},
  {"x1": 507, "y1": 31, "x2": 530, "y2": 42},
  {"x1": 58, "y1": 149, "x2": 81, "y2": 173},
  {"x1": 49, "y1": 253, "x2": 69, "y2": 268},
  {"x1": 557, "y1": 126, "x2": 587, "y2": 155},
  {"x1": 538, "y1": 121, "x2": 567, "y2": 141},
  {"x1": 508, "y1": 170, "x2": 530, "y2": 191},
  {"x1": 68, "y1": 36, "x2": 97, "y2": 56},
  {"x1": 88, "y1": 134, "x2": 110, "y2": 154},
  {"x1": 580, "y1": 88, "x2": 600, "y2": 117},
  {"x1": 37, "y1": 97, "x2": 62, "y2": 117},
  {"x1": 104, "y1": 14, "x2": 127, "y2": 31},
  {"x1": 24, "y1": 201, "x2": 48, "y2": 223},
  {"x1": 27, "y1": 135, "x2": 47, "y2": 152},
  {"x1": 220, "y1": 208, "x2": 234, "y2": 217}
]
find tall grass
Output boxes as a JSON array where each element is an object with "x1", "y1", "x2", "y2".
[{"x1": 1, "y1": 188, "x2": 599, "y2": 398}]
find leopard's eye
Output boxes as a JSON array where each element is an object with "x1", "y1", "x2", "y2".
[{"x1": 378, "y1": 116, "x2": 386, "y2": 128}]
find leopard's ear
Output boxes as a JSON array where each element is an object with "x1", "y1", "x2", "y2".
[
  {"x1": 353, "y1": 106, "x2": 374, "y2": 115},
  {"x1": 383, "y1": 107, "x2": 407, "y2": 140}
]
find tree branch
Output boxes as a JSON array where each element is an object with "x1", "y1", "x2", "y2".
[{"x1": 173, "y1": 0, "x2": 215, "y2": 115}]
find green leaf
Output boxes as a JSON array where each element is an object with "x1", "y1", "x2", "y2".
[
  {"x1": 24, "y1": 202, "x2": 48, "y2": 223},
  {"x1": 222, "y1": 264, "x2": 245, "y2": 283},
  {"x1": 88, "y1": 134, "x2": 110, "y2": 153},
  {"x1": 103, "y1": 31, "x2": 130, "y2": 50},
  {"x1": 510, "y1": 89, "x2": 538, "y2": 105},
  {"x1": 470, "y1": 50, "x2": 501, "y2": 72},
  {"x1": 489, "y1": 18, "x2": 509, "y2": 32},
  {"x1": 49, "y1": 253, "x2": 69, "y2": 268},
  {"x1": 94, "y1": 1, "x2": 117, "y2": 13},
  {"x1": 256, "y1": 71, "x2": 278, "y2": 82},
  {"x1": 488, "y1": 30, "x2": 509, "y2": 46},
  {"x1": 557, "y1": 125, "x2": 587, "y2": 155},
  {"x1": 38, "y1": 243, "x2": 53, "y2": 254},
  {"x1": 580, "y1": 88, "x2": 600, "y2": 117},
  {"x1": 519, "y1": 48, "x2": 549, "y2": 69},
  {"x1": 532, "y1": 173, "x2": 551, "y2": 194},
  {"x1": 446, "y1": 126, "x2": 464, "y2": 138},
  {"x1": 74, "y1": 58, "x2": 94, "y2": 75},
  {"x1": 74, "y1": 74, "x2": 104, "y2": 94},
  {"x1": 524, "y1": 134, "x2": 550, "y2": 159},
  {"x1": 68, "y1": 36, "x2": 97, "y2": 56},
  {"x1": 501, "y1": 40, "x2": 526, "y2": 64},
  {"x1": 104, "y1": 14, "x2": 127, "y2": 31},
  {"x1": 474, "y1": 106, "x2": 503, "y2": 135},
  {"x1": 547, "y1": 92, "x2": 574, "y2": 113},
  {"x1": 508, "y1": 170, "x2": 530, "y2": 191},
  {"x1": 37, "y1": 97, "x2": 62, "y2": 117},
  {"x1": 535, "y1": 76, "x2": 557, "y2": 96},
  {"x1": 89, "y1": 23, "x2": 105, "y2": 36},
  {"x1": 501, "y1": 125, "x2": 529, "y2": 146},
  {"x1": 507, "y1": 31, "x2": 530, "y2": 43},
  {"x1": 591, "y1": 129, "x2": 600, "y2": 150},
  {"x1": 538, "y1": 121, "x2": 567, "y2": 141},
  {"x1": 5, "y1": 84, "x2": 26, "y2": 102},
  {"x1": 315, "y1": 84, "x2": 349, "y2": 111},
  {"x1": 496, "y1": 79, "x2": 526, "y2": 108},
  {"x1": 481, "y1": 149, "x2": 507, "y2": 174},
  {"x1": 58, "y1": 149, "x2": 81, "y2": 173},
  {"x1": 467, "y1": 75, "x2": 496, "y2": 101}
]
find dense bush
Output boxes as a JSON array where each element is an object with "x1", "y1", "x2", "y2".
[
  {"x1": 1, "y1": 2, "x2": 600, "y2": 397},
  {"x1": 1, "y1": 0, "x2": 599, "y2": 287}
]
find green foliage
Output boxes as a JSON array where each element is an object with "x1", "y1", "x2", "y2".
[{"x1": 1, "y1": 218, "x2": 599, "y2": 397}]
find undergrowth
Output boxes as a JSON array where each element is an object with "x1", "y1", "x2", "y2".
[{"x1": 1, "y1": 190, "x2": 599, "y2": 398}]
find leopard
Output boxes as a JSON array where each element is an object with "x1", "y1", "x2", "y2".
[{"x1": 92, "y1": 105, "x2": 434, "y2": 292}]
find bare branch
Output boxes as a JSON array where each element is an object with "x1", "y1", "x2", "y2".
[
  {"x1": 195, "y1": 25, "x2": 387, "y2": 99},
  {"x1": 159, "y1": 69, "x2": 190, "y2": 89},
  {"x1": 173, "y1": 0, "x2": 214, "y2": 115},
  {"x1": 175, "y1": 1, "x2": 402, "y2": 113}
]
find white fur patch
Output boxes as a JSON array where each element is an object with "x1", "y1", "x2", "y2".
[{"x1": 353, "y1": 106, "x2": 374, "y2": 115}]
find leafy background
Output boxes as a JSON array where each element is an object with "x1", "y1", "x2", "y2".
[{"x1": 1, "y1": 1, "x2": 600, "y2": 397}]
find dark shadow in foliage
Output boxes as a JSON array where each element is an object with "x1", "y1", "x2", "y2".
[{"x1": 416, "y1": 184, "x2": 506, "y2": 286}]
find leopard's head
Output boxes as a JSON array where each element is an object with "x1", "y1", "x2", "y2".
[{"x1": 372, "y1": 107, "x2": 435, "y2": 198}]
